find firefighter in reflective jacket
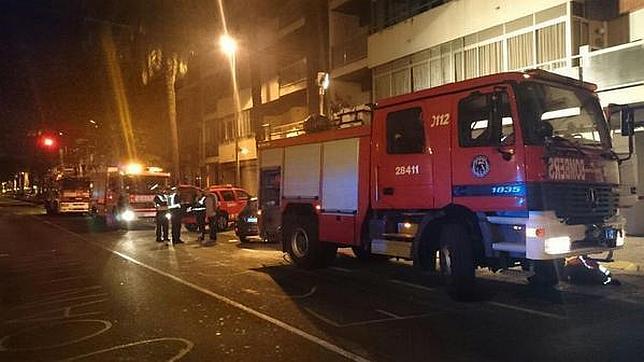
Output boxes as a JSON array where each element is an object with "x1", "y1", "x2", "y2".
[
  {"x1": 153, "y1": 187, "x2": 169, "y2": 242},
  {"x1": 192, "y1": 190, "x2": 207, "y2": 241},
  {"x1": 167, "y1": 186, "x2": 184, "y2": 245}
]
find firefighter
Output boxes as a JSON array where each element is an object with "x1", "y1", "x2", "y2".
[
  {"x1": 153, "y1": 186, "x2": 169, "y2": 242},
  {"x1": 167, "y1": 186, "x2": 184, "y2": 245},
  {"x1": 204, "y1": 190, "x2": 219, "y2": 245},
  {"x1": 192, "y1": 190, "x2": 207, "y2": 241}
]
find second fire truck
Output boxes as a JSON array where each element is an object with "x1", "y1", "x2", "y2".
[
  {"x1": 258, "y1": 70, "x2": 635, "y2": 288},
  {"x1": 89, "y1": 163, "x2": 171, "y2": 228}
]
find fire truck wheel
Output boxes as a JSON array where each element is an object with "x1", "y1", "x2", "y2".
[
  {"x1": 439, "y1": 224, "x2": 475, "y2": 291},
  {"x1": 286, "y1": 220, "x2": 336, "y2": 268}
]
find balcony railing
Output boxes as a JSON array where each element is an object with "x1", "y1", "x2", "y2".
[
  {"x1": 279, "y1": 58, "x2": 308, "y2": 88},
  {"x1": 331, "y1": 31, "x2": 368, "y2": 69}
]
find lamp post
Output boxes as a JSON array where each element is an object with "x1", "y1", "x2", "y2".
[{"x1": 219, "y1": 34, "x2": 241, "y2": 186}]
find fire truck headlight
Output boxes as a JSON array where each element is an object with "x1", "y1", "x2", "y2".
[
  {"x1": 121, "y1": 210, "x2": 136, "y2": 222},
  {"x1": 544, "y1": 236, "x2": 571, "y2": 255},
  {"x1": 165, "y1": 212, "x2": 172, "y2": 220}
]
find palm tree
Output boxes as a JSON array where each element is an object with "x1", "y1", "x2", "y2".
[{"x1": 141, "y1": 47, "x2": 188, "y2": 181}]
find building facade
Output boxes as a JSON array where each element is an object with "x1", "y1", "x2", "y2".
[{"x1": 176, "y1": 0, "x2": 329, "y2": 195}]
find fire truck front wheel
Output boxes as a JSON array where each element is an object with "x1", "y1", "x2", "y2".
[
  {"x1": 285, "y1": 219, "x2": 336, "y2": 269},
  {"x1": 439, "y1": 224, "x2": 476, "y2": 292}
]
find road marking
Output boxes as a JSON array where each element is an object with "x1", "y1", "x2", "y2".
[
  {"x1": 63, "y1": 337, "x2": 194, "y2": 362},
  {"x1": 375, "y1": 309, "x2": 400, "y2": 318},
  {"x1": 305, "y1": 307, "x2": 435, "y2": 328},
  {"x1": 13, "y1": 293, "x2": 108, "y2": 309},
  {"x1": 389, "y1": 279, "x2": 435, "y2": 292},
  {"x1": 40, "y1": 220, "x2": 370, "y2": 362},
  {"x1": 0, "y1": 319, "x2": 112, "y2": 351},
  {"x1": 329, "y1": 267, "x2": 353, "y2": 273},
  {"x1": 485, "y1": 301, "x2": 566, "y2": 320}
]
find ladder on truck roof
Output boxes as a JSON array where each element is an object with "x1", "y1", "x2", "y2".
[{"x1": 262, "y1": 104, "x2": 372, "y2": 141}]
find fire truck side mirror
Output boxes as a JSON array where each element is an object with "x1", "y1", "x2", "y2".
[{"x1": 621, "y1": 107, "x2": 635, "y2": 137}]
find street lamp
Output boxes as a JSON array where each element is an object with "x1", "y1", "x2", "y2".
[
  {"x1": 219, "y1": 34, "x2": 237, "y2": 56},
  {"x1": 219, "y1": 33, "x2": 241, "y2": 186}
]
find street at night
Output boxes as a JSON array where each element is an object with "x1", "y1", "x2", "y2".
[
  {"x1": 2, "y1": 198, "x2": 644, "y2": 361},
  {"x1": 3, "y1": 1, "x2": 644, "y2": 361}
]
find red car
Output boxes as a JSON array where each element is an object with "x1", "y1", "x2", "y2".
[
  {"x1": 180, "y1": 184, "x2": 251, "y2": 232},
  {"x1": 207, "y1": 184, "x2": 252, "y2": 230}
]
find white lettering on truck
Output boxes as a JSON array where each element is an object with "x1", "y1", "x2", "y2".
[{"x1": 547, "y1": 157, "x2": 586, "y2": 181}]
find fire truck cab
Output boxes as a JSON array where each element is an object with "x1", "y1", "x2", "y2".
[
  {"x1": 43, "y1": 167, "x2": 91, "y2": 214},
  {"x1": 258, "y1": 69, "x2": 634, "y2": 287},
  {"x1": 90, "y1": 164, "x2": 170, "y2": 228}
]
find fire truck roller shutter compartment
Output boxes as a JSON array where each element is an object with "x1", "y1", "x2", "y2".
[
  {"x1": 320, "y1": 138, "x2": 359, "y2": 244},
  {"x1": 284, "y1": 144, "x2": 321, "y2": 199}
]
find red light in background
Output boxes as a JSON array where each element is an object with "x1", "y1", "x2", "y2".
[{"x1": 39, "y1": 135, "x2": 58, "y2": 150}]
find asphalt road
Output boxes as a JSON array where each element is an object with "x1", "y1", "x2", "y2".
[{"x1": 2, "y1": 197, "x2": 644, "y2": 361}]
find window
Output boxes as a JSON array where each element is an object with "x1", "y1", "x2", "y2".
[
  {"x1": 386, "y1": 108, "x2": 425, "y2": 154},
  {"x1": 235, "y1": 190, "x2": 250, "y2": 200},
  {"x1": 459, "y1": 92, "x2": 515, "y2": 147},
  {"x1": 460, "y1": 94, "x2": 492, "y2": 146},
  {"x1": 220, "y1": 190, "x2": 235, "y2": 201}
]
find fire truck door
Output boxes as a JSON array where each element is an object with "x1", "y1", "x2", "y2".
[
  {"x1": 451, "y1": 87, "x2": 526, "y2": 211},
  {"x1": 373, "y1": 104, "x2": 433, "y2": 209}
]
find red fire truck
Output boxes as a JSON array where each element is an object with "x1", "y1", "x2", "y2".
[
  {"x1": 43, "y1": 167, "x2": 91, "y2": 214},
  {"x1": 258, "y1": 70, "x2": 635, "y2": 288},
  {"x1": 90, "y1": 163, "x2": 171, "y2": 228}
]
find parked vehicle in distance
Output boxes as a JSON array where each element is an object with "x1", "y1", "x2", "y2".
[
  {"x1": 235, "y1": 197, "x2": 260, "y2": 242},
  {"x1": 43, "y1": 167, "x2": 91, "y2": 214},
  {"x1": 207, "y1": 184, "x2": 251, "y2": 231}
]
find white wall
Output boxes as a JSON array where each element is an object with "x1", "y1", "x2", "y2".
[
  {"x1": 630, "y1": 8, "x2": 644, "y2": 41},
  {"x1": 368, "y1": 0, "x2": 568, "y2": 67}
]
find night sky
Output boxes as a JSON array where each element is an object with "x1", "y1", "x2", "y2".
[{"x1": 0, "y1": 0, "x2": 224, "y2": 179}]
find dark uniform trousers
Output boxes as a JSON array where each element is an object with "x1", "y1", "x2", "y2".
[{"x1": 155, "y1": 211, "x2": 169, "y2": 240}]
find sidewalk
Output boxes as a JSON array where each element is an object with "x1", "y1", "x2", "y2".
[{"x1": 605, "y1": 236, "x2": 644, "y2": 273}]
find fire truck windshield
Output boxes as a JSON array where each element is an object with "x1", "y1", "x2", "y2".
[
  {"x1": 515, "y1": 81, "x2": 609, "y2": 148},
  {"x1": 123, "y1": 175, "x2": 169, "y2": 195},
  {"x1": 61, "y1": 178, "x2": 90, "y2": 189}
]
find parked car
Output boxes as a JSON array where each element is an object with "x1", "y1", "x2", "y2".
[
  {"x1": 235, "y1": 197, "x2": 260, "y2": 242},
  {"x1": 206, "y1": 184, "x2": 251, "y2": 231}
]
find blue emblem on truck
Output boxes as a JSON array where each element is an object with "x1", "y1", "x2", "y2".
[{"x1": 471, "y1": 155, "x2": 490, "y2": 178}]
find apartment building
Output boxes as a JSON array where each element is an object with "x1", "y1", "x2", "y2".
[{"x1": 176, "y1": 0, "x2": 329, "y2": 195}]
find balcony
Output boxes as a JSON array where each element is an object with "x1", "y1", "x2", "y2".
[
  {"x1": 278, "y1": 58, "x2": 308, "y2": 96},
  {"x1": 332, "y1": 31, "x2": 368, "y2": 70}
]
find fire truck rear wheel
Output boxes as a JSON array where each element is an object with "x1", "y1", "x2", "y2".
[
  {"x1": 286, "y1": 220, "x2": 336, "y2": 269},
  {"x1": 439, "y1": 224, "x2": 475, "y2": 292}
]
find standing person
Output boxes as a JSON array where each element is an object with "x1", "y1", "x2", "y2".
[
  {"x1": 192, "y1": 190, "x2": 207, "y2": 241},
  {"x1": 167, "y1": 186, "x2": 184, "y2": 245},
  {"x1": 204, "y1": 190, "x2": 219, "y2": 245},
  {"x1": 153, "y1": 186, "x2": 169, "y2": 242}
]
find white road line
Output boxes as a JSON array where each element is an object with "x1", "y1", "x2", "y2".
[
  {"x1": 375, "y1": 309, "x2": 400, "y2": 319},
  {"x1": 485, "y1": 301, "x2": 566, "y2": 320},
  {"x1": 40, "y1": 220, "x2": 370, "y2": 362},
  {"x1": 329, "y1": 266, "x2": 353, "y2": 273},
  {"x1": 388, "y1": 279, "x2": 435, "y2": 292},
  {"x1": 63, "y1": 337, "x2": 194, "y2": 362}
]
